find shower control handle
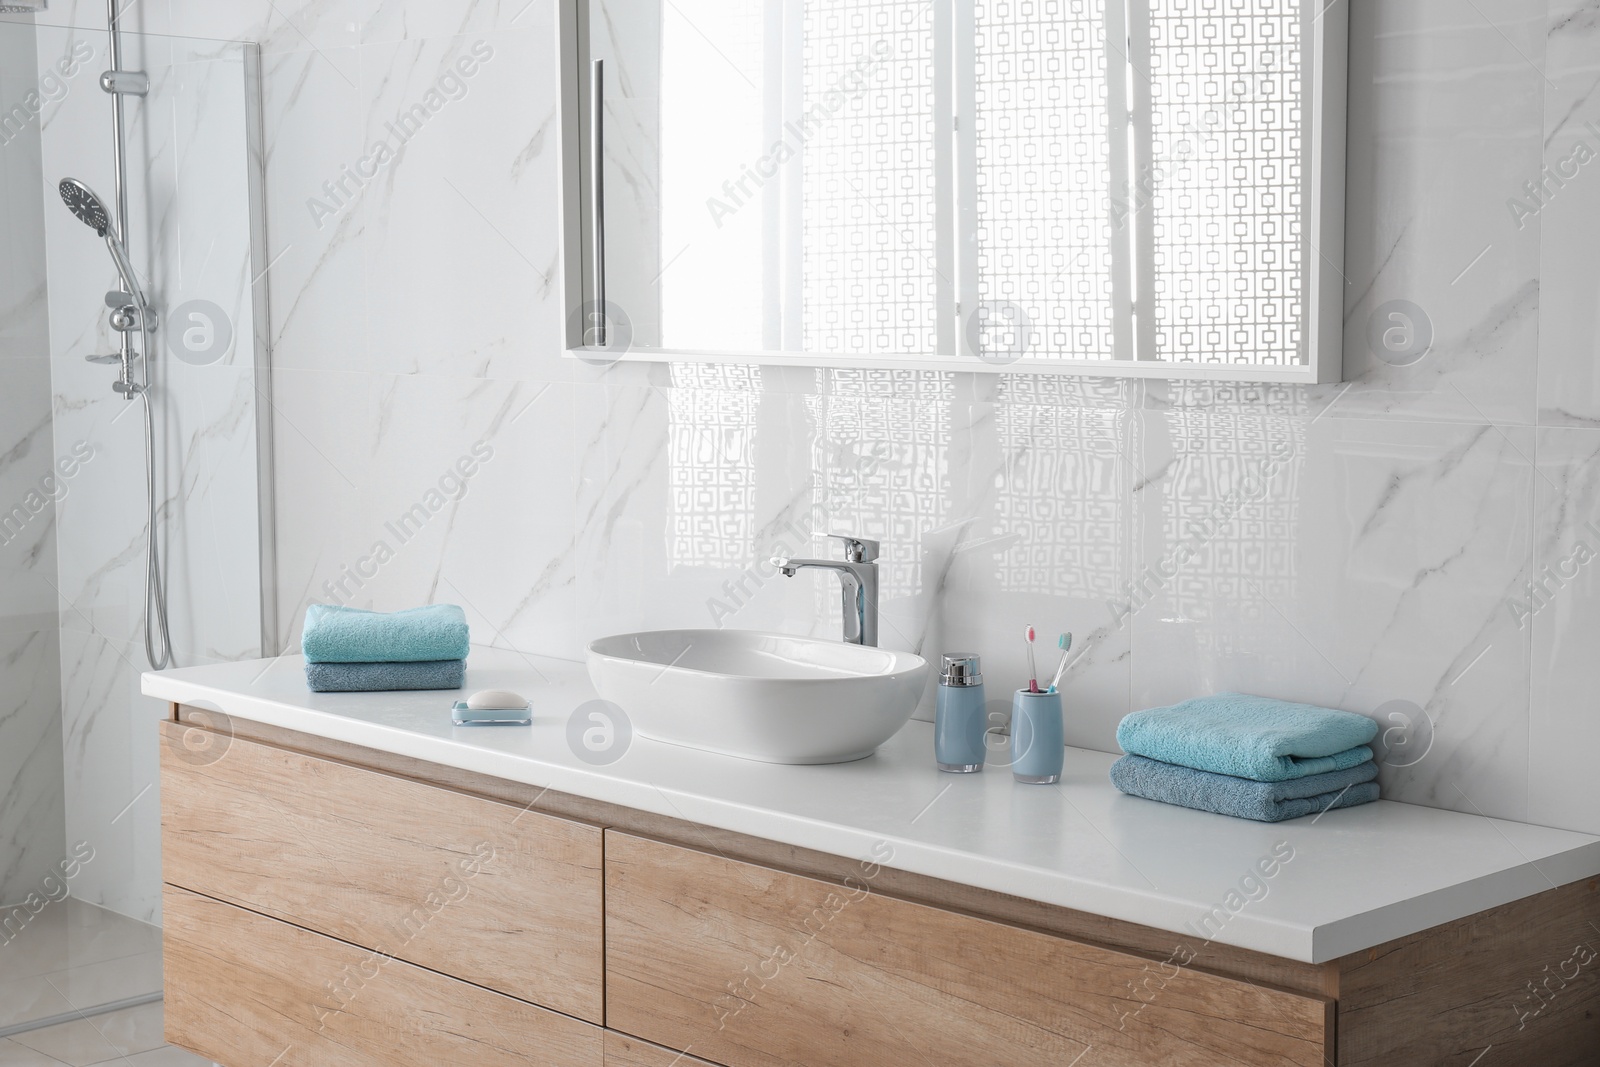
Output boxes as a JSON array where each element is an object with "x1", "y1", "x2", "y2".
[
  {"x1": 108, "y1": 303, "x2": 157, "y2": 333},
  {"x1": 84, "y1": 354, "x2": 121, "y2": 365}
]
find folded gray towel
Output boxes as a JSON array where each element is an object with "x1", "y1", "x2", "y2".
[
  {"x1": 305, "y1": 659, "x2": 465, "y2": 693},
  {"x1": 1109, "y1": 753, "x2": 1379, "y2": 822}
]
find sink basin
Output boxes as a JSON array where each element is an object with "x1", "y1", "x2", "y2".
[{"x1": 586, "y1": 629, "x2": 928, "y2": 764}]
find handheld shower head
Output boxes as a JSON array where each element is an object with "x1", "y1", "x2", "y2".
[
  {"x1": 59, "y1": 178, "x2": 111, "y2": 237},
  {"x1": 59, "y1": 176, "x2": 150, "y2": 321}
]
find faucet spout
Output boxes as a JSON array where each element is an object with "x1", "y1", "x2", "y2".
[{"x1": 771, "y1": 537, "x2": 880, "y2": 646}]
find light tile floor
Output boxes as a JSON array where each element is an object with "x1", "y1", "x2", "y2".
[
  {"x1": 0, "y1": 1026, "x2": 213, "y2": 1066},
  {"x1": 0, "y1": 901, "x2": 210, "y2": 1066}
]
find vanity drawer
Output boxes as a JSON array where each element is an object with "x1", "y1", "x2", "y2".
[
  {"x1": 159, "y1": 721, "x2": 603, "y2": 1022},
  {"x1": 604, "y1": 1031, "x2": 723, "y2": 1067},
  {"x1": 605, "y1": 832, "x2": 1333, "y2": 1067},
  {"x1": 164, "y1": 885, "x2": 601, "y2": 1067}
]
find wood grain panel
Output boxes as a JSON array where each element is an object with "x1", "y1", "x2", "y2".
[
  {"x1": 163, "y1": 885, "x2": 601, "y2": 1067},
  {"x1": 605, "y1": 1031, "x2": 724, "y2": 1067},
  {"x1": 176, "y1": 705, "x2": 1336, "y2": 1001},
  {"x1": 1336, "y1": 877, "x2": 1600, "y2": 1066},
  {"x1": 605, "y1": 831, "x2": 1332, "y2": 1067},
  {"x1": 160, "y1": 721, "x2": 603, "y2": 1021}
]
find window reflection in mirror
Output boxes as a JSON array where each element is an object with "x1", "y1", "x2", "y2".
[{"x1": 576, "y1": 0, "x2": 1343, "y2": 381}]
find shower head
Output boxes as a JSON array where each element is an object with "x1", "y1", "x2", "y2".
[
  {"x1": 59, "y1": 176, "x2": 150, "y2": 320},
  {"x1": 59, "y1": 178, "x2": 110, "y2": 237}
]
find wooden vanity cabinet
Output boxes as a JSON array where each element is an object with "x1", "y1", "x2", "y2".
[
  {"x1": 164, "y1": 885, "x2": 600, "y2": 1067},
  {"x1": 158, "y1": 709, "x2": 1600, "y2": 1067},
  {"x1": 604, "y1": 830, "x2": 1332, "y2": 1067},
  {"x1": 160, "y1": 722, "x2": 604, "y2": 1022}
]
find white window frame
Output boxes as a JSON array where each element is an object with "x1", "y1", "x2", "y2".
[{"x1": 557, "y1": 0, "x2": 1346, "y2": 383}]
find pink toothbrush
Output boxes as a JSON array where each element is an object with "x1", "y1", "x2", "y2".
[{"x1": 1025, "y1": 625, "x2": 1039, "y2": 693}]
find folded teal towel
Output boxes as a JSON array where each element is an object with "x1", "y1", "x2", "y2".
[
  {"x1": 1116, "y1": 693, "x2": 1378, "y2": 782},
  {"x1": 305, "y1": 659, "x2": 465, "y2": 693},
  {"x1": 1109, "y1": 754, "x2": 1380, "y2": 823},
  {"x1": 302, "y1": 604, "x2": 470, "y2": 664}
]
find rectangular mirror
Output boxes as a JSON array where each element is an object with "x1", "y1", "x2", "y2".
[{"x1": 558, "y1": 0, "x2": 1346, "y2": 382}]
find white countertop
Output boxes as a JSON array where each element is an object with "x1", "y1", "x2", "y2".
[{"x1": 144, "y1": 648, "x2": 1600, "y2": 965}]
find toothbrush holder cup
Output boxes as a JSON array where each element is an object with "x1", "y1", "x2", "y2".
[{"x1": 1010, "y1": 688, "x2": 1064, "y2": 784}]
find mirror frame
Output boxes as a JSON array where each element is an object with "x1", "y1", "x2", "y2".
[{"x1": 554, "y1": 0, "x2": 1347, "y2": 383}]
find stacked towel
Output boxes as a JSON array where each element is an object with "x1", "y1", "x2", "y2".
[
  {"x1": 1111, "y1": 693, "x2": 1381, "y2": 822},
  {"x1": 1110, "y1": 755, "x2": 1379, "y2": 822},
  {"x1": 303, "y1": 604, "x2": 469, "y2": 693},
  {"x1": 305, "y1": 659, "x2": 465, "y2": 693}
]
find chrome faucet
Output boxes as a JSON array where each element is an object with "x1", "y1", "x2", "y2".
[{"x1": 772, "y1": 535, "x2": 880, "y2": 646}]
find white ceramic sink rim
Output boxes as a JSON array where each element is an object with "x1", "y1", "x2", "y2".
[
  {"x1": 586, "y1": 629, "x2": 928, "y2": 765},
  {"x1": 588, "y1": 628, "x2": 916, "y2": 681}
]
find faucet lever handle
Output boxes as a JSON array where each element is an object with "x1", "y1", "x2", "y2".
[{"x1": 827, "y1": 534, "x2": 880, "y2": 563}]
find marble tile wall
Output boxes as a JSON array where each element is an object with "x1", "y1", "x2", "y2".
[
  {"x1": 7, "y1": 0, "x2": 1599, "y2": 930},
  {"x1": 0, "y1": 18, "x2": 66, "y2": 908}
]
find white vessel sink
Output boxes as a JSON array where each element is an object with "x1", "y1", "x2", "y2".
[{"x1": 586, "y1": 629, "x2": 928, "y2": 765}]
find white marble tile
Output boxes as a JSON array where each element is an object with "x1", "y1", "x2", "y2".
[
  {"x1": 929, "y1": 375, "x2": 1136, "y2": 751},
  {"x1": 1131, "y1": 412, "x2": 1534, "y2": 821},
  {"x1": 0, "y1": 20, "x2": 65, "y2": 914},
  {"x1": 1333, "y1": 0, "x2": 1544, "y2": 426},
  {"x1": 269, "y1": 367, "x2": 579, "y2": 657},
  {"x1": 17, "y1": 0, "x2": 360, "y2": 55},
  {"x1": 56, "y1": 627, "x2": 165, "y2": 923},
  {"x1": 0, "y1": 629, "x2": 64, "y2": 910},
  {"x1": 361, "y1": 0, "x2": 541, "y2": 45},
  {"x1": 571, "y1": 373, "x2": 676, "y2": 645},
  {"x1": 1537, "y1": 1, "x2": 1600, "y2": 427},
  {"x1": 0, "y1": 24, "x2": 50, "y2": 367},
  {"x1": 1528, "y1": 427, "x2": 1600, "y2": 834},
  {"x1": 11, "y1": 1002, "x2": 166, "y2": 1066},
  {"x1": 258, "y1": 44, "x2": 369, "y2": 373},
  {"x1": 0, "y1": 359, "x2": 61, "y2": 632},
  {"x1": 356, "y1": 26, "x2": 565, "y2": 381}
]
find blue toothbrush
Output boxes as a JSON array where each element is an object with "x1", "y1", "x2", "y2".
[{"x1": 1047, "y1": 632, "x2": 1073, "y2": 693}]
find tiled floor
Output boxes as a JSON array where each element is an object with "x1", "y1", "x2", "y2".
[
  {"x1": 0, "y1": 1006, "x2": 211, "y2": 1066},
  {"x1": 0, "y1": 901, "x2": 210, "y2": 1066}
]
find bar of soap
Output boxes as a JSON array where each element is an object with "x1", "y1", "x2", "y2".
[{"x1": 465, "y1": 688, "x2": 529, "y2": 710}]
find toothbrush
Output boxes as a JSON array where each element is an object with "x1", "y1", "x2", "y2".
[
  {"x1": 1025, "y1": 626, "x2": 1039, "y2": 693},
  {"x1": 1047, "y1": 632, "x2": 1074, "y2": 693}
]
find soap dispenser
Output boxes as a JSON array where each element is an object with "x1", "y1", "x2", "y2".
[{"x1": 935, "y1": 653, "x2": 987, "y2": 772}]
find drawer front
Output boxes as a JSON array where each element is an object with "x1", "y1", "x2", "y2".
[
  {"x1": 164, "y1": 885, "x2": 601, "y2": 1067},
  {"x1": 160, "y1": 721, "x2": 603, "y2": 1021},
  {"x1": 605, "y1": 1031, "x2": 723, "y2": 1067},
  {"x1": 605, "y1": 832, "x2": 1332, "y2": 1067}
]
